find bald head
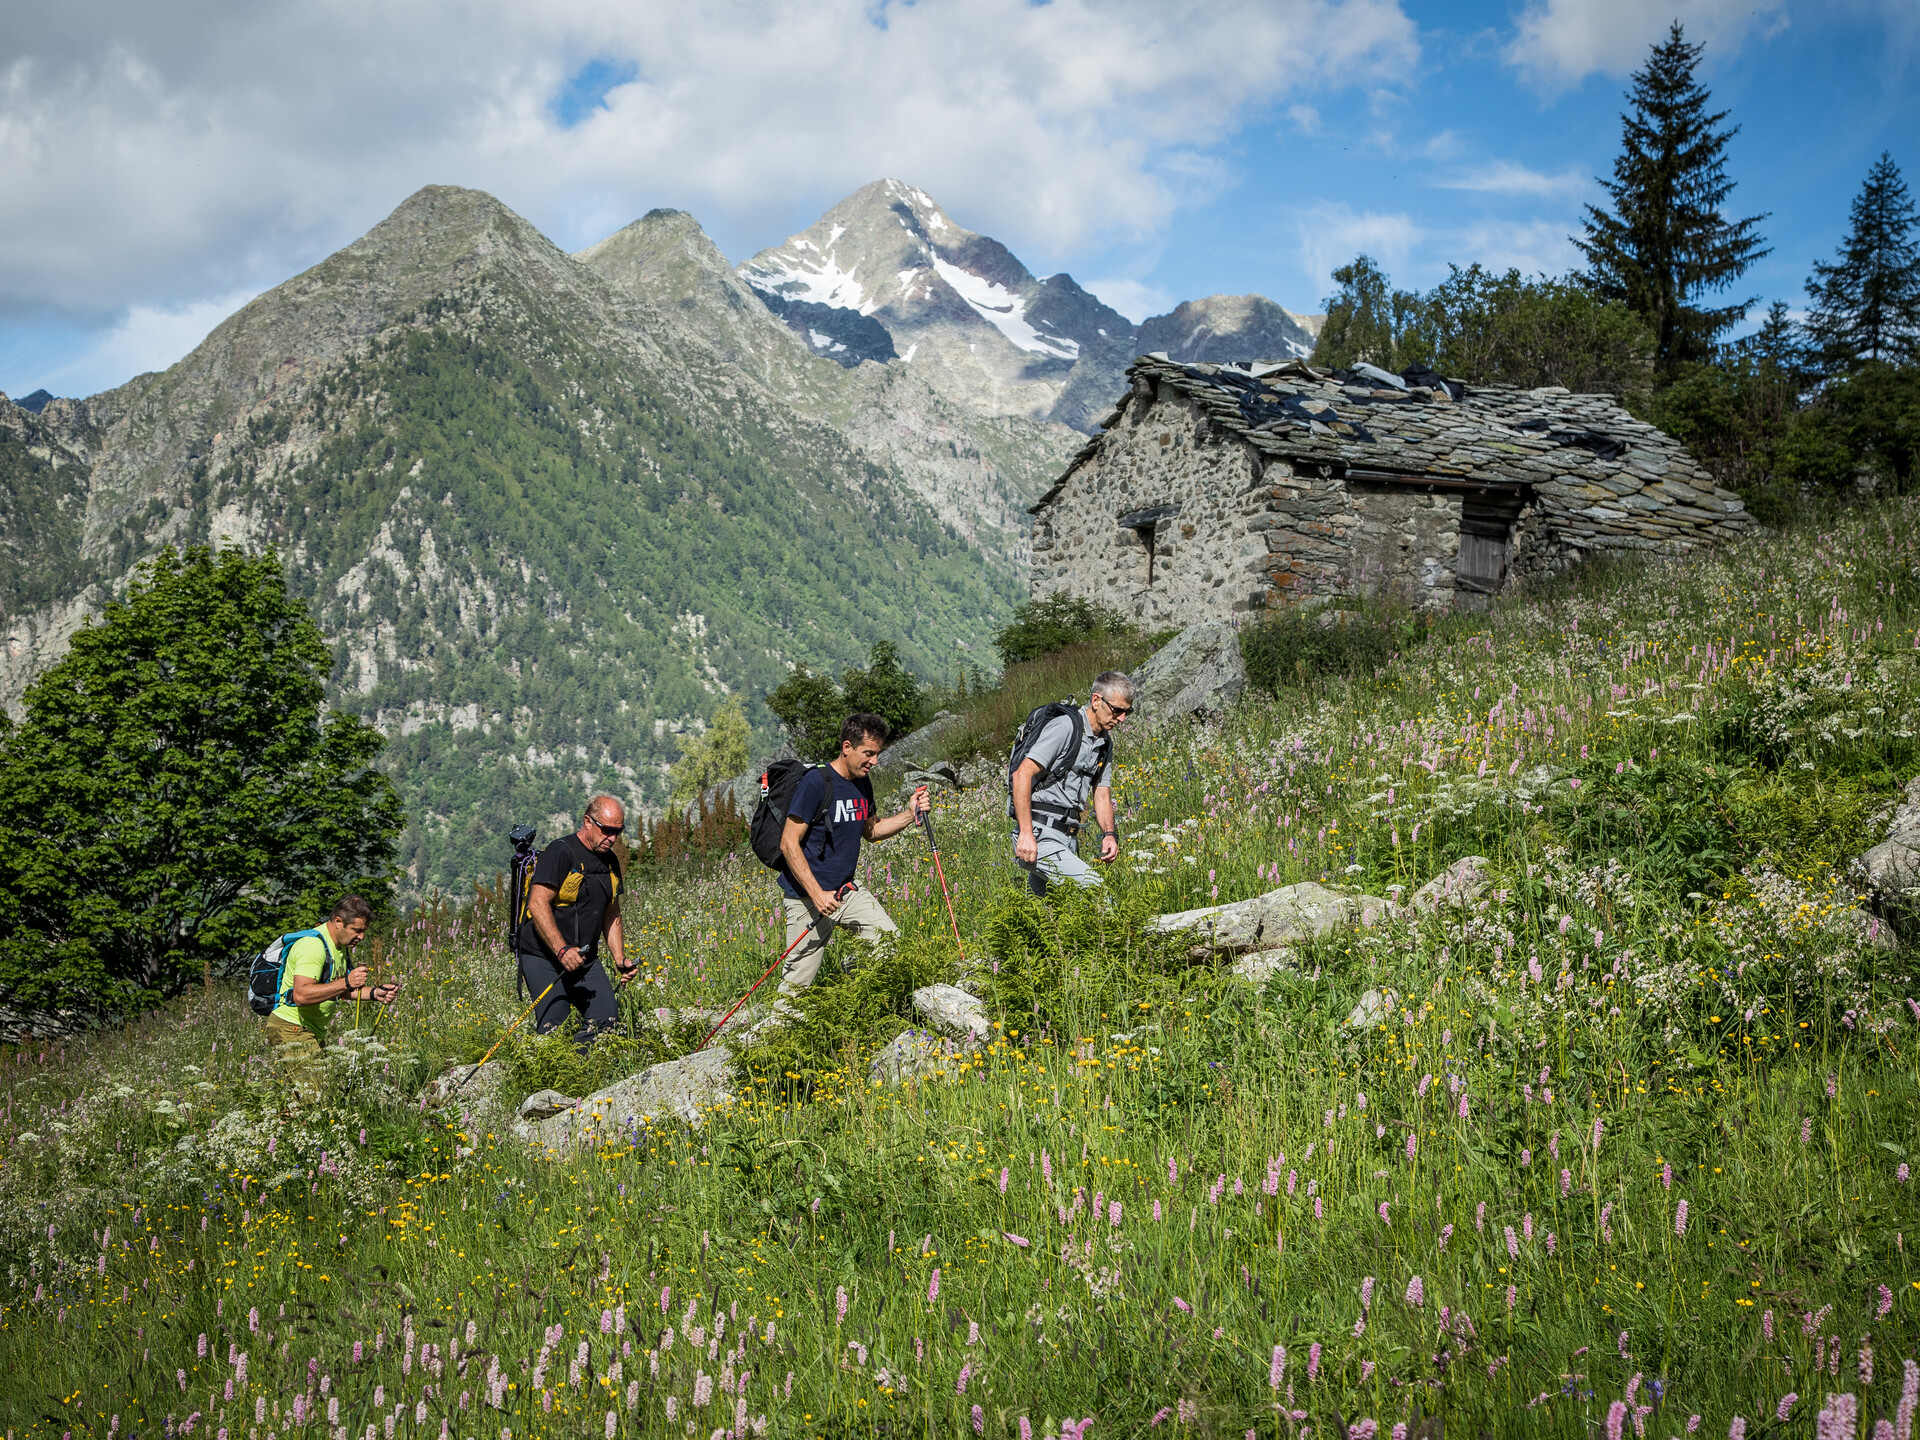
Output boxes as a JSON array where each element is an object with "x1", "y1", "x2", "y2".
[{"x1": 578, "y1": 794, "x2": 626, "y2": 853}]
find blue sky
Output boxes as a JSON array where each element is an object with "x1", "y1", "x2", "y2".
[{"x1": 2, "y1": 0, "x2": 1914, "y2": 400}]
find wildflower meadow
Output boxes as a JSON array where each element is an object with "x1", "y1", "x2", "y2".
[{"x1": 3, "y1": 500, "x2": 1920, "y2": 1438}]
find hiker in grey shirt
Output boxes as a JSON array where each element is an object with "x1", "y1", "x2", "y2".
[{"x1": 1010, "y1": 670, "x2": 1134, "y2": 894}]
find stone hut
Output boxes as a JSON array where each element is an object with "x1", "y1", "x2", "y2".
[{"x1": 1027, "y1": 354, "x2": 1755, "y2": 622}]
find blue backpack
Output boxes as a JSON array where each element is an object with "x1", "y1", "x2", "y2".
[{"x1": 247, "y1": 929, "x2": 329, "y2": 1017}]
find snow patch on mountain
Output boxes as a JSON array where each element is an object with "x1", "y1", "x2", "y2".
[
  {"x1": 742, "y1": 251, "x2": 877, "y2": 316},
  {"x1": 930, "y1": 256, "x2": 1080, "y2": 360}
]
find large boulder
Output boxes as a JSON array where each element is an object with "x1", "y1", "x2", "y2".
[
  {"x1": 1128, "y1": 622, "x2": 1247, "y2": 730},
  {"x1": 1151, "y1": 881, "x2": 1390, "y2": 953},
  {"x1": 876, "y1": 712, "x2": 966, "y2": 771},
  {"x1": 1861, "y1": 777, "x2": 1920, "y2": 927},
  {"x1": 515, "y1": 1048, "x2": 738, "y2": 1151},
  {"x1": 912, "y1": 983, "x2": 991, "y2": 1040},
  {"x1": 1411, "y1": 856, "x2": 1491, "y2": 911}
]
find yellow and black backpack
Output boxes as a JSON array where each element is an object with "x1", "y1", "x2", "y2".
[{"x1": 507, "y1": 827, "x2": 622, "y2": 966}]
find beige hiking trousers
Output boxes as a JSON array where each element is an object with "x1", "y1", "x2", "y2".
[{"x1": 780, "y1": 888, "x2": 898, "y2": 992}]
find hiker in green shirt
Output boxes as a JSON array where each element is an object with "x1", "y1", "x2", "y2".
[{"x1": 265, "y1": 894, "x2": 399, "y2": 1055}]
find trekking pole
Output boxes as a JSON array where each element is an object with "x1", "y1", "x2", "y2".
[
  {"x1": 454, "y1": 981, "x2": 556, "y2": 1090},
  {"x1": 699, "y1": 884, "x2": 853, "y2": 1051},
  {"x1": 917, "y1": 806, "x2": 968, "y2": 968}
]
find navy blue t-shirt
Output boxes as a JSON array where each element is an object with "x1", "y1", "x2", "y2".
[{"x1": 777, "y1": 766, "x2": 875, "y2": 900}]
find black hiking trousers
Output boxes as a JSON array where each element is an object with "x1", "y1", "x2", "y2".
[{"x1": 516, "y1": 949, "x2": 620, "y2": 1051}]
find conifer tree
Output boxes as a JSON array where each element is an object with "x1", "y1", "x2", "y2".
[
  {"x1": 1575, "y1": 22, "x2": 1770, "y2": 376},
  {"x1": 1804, "y1": 152, "x2": 1920, "y2": 373}
]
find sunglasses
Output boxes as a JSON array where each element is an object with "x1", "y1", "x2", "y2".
[
  {"x1": 1098, "y1": 696, "x2": 1134, "y2": 718},
  {"x1": 588, "y1": 817, "x2": 625, "y2": 837}
]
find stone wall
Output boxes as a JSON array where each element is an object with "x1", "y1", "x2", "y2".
[{"x1": 1030, "y1": 386, "x2": 1267, "y2": 629}]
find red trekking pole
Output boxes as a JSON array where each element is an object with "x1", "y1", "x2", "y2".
[
  {"x1": 918, "y1": 808, "x2": 967, "y2": 968},
  {"x1": 699, "y1": 883, "x2": 855, "y2": 1050}
]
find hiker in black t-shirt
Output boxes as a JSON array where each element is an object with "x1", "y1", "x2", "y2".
[
  {"x1": 518, "y1": 795, "x2": 634, "y2": 1048},
  {"x1": 777, "y1": 713, "x2": 929, "y2": 993}
]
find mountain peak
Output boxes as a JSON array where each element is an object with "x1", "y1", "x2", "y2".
[
  {"x1": 1137, "y1": 294, "x2": 1321, "y2": 366},
  {"x1": 738, "y1": 179, "x2": 1130, "y2": 418}
]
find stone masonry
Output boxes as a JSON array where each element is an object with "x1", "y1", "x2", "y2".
[{"x1": 1029, "y1": 356, "x2": 1754, "y2": 620}]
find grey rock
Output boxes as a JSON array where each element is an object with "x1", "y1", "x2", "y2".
[
  {"x1": 912, "y1": 983, "x2": 991, "y2": 1040},
  {"x1": 902, "y1": 759, "x2": 964, "y2": 796},
  {"x1": 421, "y1": 1060, "x2": 509, "y2": 1112},
  {"x1": 1411, "y1": 856, "x2": 1490, "y2": 912},
  {"x1": 1128, "y1": 621, "x2": 1248, "y2": 729},
  {"x1": 517, "y1": 1048, "x2": 738, "y2": 1151},
  {"x1": 1228, "y1": 948, "x2": 1299, "y2": 983},
  {"x1": 1151, "y1": 880, "x2": 1390, "y2": 953},
  {"x1": 876, "y1": 711, "x2": 966, "y2": 771},
  {"x1": 518, "y1": 1089, "x2": 579, "y2": 1122},
  {"x1": 869, "y1": 1028, "x2": 976, "y2": 1085},
  {"x1": 1860, "y1": 777, "x2": 1920, "y2": 921},
  {"x1": 1344, "y1": 988, "x2": 1400, "y2": 1032}
]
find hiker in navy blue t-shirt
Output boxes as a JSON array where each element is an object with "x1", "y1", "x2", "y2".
[{"x1": 778, "y1": 712, "x2": 929, "y2": 992}]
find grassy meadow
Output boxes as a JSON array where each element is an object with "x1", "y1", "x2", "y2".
[{"x1": 3, "y1": 501, "x2": 1920, "y2": 1439}]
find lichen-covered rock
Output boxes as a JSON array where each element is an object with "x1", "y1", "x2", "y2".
[
  {"x1": 516, "y1": 1049, "x2": 737, "y2": 1151},
  {"x1": 421, "y1": 1060, "x2": 509, "y2": 1113},
  {"x1": 1861, "y1": 777, "x2": 1920, "y2": 926},
  {"x1": 1344, "y1": 988, "x2": 1400, "y2": 1032},
  {"x1": 1152, "y1": 881, "x2": 1388, "y2": 952},
  {"x1": 1129, "y1": 622, "x2": 1247, "y2": 729},
  {"x1": 869, "y1": 1028, "x2": 976, "y2": 1085},
  {"x1": 518, "y1": 1089, "x2": 578, "y2": 1122},
  {"x1": 1228, "y1": 948, "x2": 1298, "y2": 983},
  {"x1": 1411, "y1": 856, "x2": 1491, "y2": 911},
  {"x1": 912, "y1": 984, "x2": 991, "y2": 1040}
]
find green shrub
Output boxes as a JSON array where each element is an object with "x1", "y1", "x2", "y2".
[
  {"x1": 1240, "y1": 604, "x2": 1426, "y2": 694},
  {"x1": 992, "y1": 593, "x2": 1138, "y2": 667}
]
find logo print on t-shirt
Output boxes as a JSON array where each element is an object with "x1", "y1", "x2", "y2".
[{"x1": 834, "y1": 796, "x2": 873, "y2": 825}]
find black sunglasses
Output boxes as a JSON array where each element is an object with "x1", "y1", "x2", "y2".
[
  {"x1": 1098, "y1": 696, "x2": 1134, "y2": 717},
  {"x1": 588, "y1": 817, "x2": 625, "y2": 837}
]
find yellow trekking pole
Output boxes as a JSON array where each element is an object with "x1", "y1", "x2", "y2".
[{"x1": 455, "y1": 982, "x2": 555, "y2": 1090}]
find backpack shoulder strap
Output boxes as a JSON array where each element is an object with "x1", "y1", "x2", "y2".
[
  {"x1": 1042, "y1": 706, "x2": 1086, "y2": 790},
  {"x1": 277, "y1": 928, "x2": 328, "y2": 1007},
  {"x1": 811, "y1": 766, "x2": 836, "y2": 827}
]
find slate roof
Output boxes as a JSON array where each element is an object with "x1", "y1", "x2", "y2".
[{"x1": 1033, "y1": 356, "x2": 1752, "y2": 544}]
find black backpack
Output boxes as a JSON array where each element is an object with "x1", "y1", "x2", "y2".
[
  {"x1": 507, "y1": 824, "x2": 539, "y2": 950},
  {"x1": 1005, "y1": 700, "x2": 1110, "y2": 816},
  {"x1": 246, "y1": 928, "x2": 329, "y2": 1017},
  {"x1": 749, "y1": 761, "x2": 836, "y2": 872}
]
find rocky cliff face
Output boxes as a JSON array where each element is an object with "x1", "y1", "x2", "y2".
[{"x1": 1137, "y1": 294, "x2": 1322, "y2": 366}]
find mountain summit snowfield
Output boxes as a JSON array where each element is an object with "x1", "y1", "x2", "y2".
[
  {"x1": 741, "y1": 179, "x2": 1326, "y2": 430},
  {"x1": 742, "y1": 179, "x2": 1138, "y2": 426}
]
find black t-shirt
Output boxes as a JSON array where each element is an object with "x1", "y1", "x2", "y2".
[
  {"x1": 777, "y1": 767, "x2": 874, "y2": 900},
  {"x1": 519, "y1": 834, "x2": 621, "y2": 965}
]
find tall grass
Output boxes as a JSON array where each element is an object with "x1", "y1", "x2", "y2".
[
  {"x1": 926, "y1": 637, "x2": 1161, "y2": 767},
  {"x1": 3, "y1": 501, "x2": 1919, "y2": 1437}
]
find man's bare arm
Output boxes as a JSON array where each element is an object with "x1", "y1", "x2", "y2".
[
  {"x1": 1012, "y1": 757, "x2": 1045, "y2": 864},
  {"x1": 528, "y1": 884, "x2": 584, "y2": 971},
  {"x1": 781, "y1": 816, "x2": 839, "y2": 914}
]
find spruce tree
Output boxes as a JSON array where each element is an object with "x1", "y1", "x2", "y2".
[
  {"x1": 1576, "y1": 22, "x2": 1770, "y2": 376},
  {"x1": 1804, "y1": 152, "x2": 1920, "y2": 373}
]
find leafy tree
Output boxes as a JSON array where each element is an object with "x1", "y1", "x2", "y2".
[
  {"x1": 993, "y1": 594, "x2": 1138, "y2": 668},
  {"x1": 1575, "y1": 22, "x2": 1770, "y2": 376},
  {"x1": 1310, "y1": 256, "x2": 1415, "y2": 371},
  {"x1": 668, "y1": 697, "x2": 752, "y2": 805},
  {"x1": 766, "y1": 663, "x2": 846, "y2": 762},
  {"x1": 0, "y1": 548, "x2": 403, "y2": 1016},
  {"x1": 838, "y1": 640, "x2": 931, "y2": 743},
  {"x1": 1312, "y1": 260, "x2": 1654, "y2": 400},
  {"x1": 1805, "y1": 152, "x2": 1920, "y2": 374}
]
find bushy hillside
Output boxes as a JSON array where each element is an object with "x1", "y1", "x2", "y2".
[{"x1": 2, "y1": 502, "x2": 1917, "y2": 1435}]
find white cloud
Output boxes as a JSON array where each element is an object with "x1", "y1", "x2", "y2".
[
  {"x1": 1505, "y1": 0, "x2": 1788, "y2": 89},
  {"x1": 34, "y1": 288, "x2": 260, "y2": 398},
  {"x1": 1294, "y1": 205, "x2": 1585, "y2": 295},
  {"x1": 0, "y1": 0, "x2": 1421, "y2": 363},
  {"x1": 1082, "y1": 278, "x2": 1175, "y2": 325},
  {"x1": 1435, "y1": 160, "x2": 1589, "y2": 200}
]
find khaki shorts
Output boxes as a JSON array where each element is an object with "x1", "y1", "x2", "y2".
[
  {"x1": 265, "y1": 1013, "x2": 324, "y2": 1054},
  {"x1": 780, "y1": 888, "x2": 898, "y2": 992}
]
